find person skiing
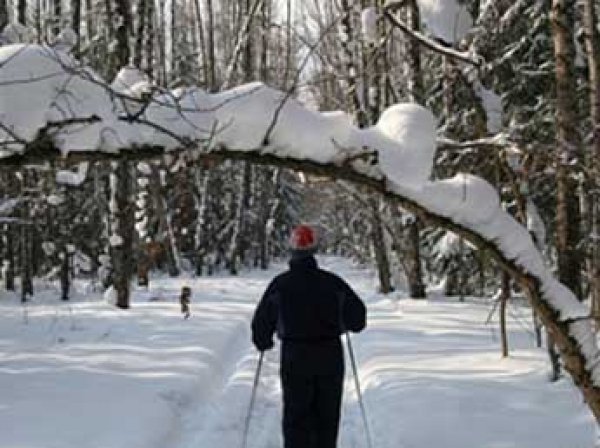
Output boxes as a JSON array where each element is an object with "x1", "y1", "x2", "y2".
[{"x1": 251, "y1": 224, "x2": 367, "y2": 448}]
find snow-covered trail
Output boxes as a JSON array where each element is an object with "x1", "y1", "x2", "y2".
[
  {"x1": 170, "y1": 258, "x2": 377, "y2": 448},
  {"x1": 0, "y1": 257, "x2": 596, "y2": 448},
  {"x1": 169, "y1": 257, "x2": 597, "y2": 448}
]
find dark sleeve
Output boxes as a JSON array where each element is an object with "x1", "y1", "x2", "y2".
[
  {"x1": 338, "y1": 278, "x2": 366, "y2": 333},
  {"x1": 251, "y1": 279, "x2": 280, "y2": 351}
]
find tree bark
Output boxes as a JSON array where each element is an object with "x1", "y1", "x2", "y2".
[
  {"x1": 551, "y1": 0, "x2": 583, "y2": 300},
  {"x1": 133, "y1": 0, "x2": 147, "y2": 69},
  {"x1": 3, "y1": 223, "x2": 14, "y2": 291},
  {"x1": 404, "y1": 0, "x2": 426, "y2": 298},
  {"x1": 582, "y1": 0, "x2": 600, "y2": 316},
  {"x1": 0, "y1": 0, "x2": 8, "y2": 31},
  {"x1": 206, "y1": 0, "x2": 216, "y2": 91},
  {"x1": 18, "y1": 0, "x2": 26, "y2": 26},
  {"x1": 110, "y1": 162, "x2": 134, "y2": 308},
  {"x1": 499, "y1": 271, "x2": 510, "y2": 357},
  {"x1": 371, "y1": 199, "x2": 394, "y2": 294},
  {"x1": 72, "y1": 0, "x2": 81, "y2": 52}
]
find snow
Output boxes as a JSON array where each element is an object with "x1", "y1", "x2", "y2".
[
  {"x1": 0, "y1": 198, "x2": 19, "y2": 215},
  {"x1": 526, "y1": 199, "x2": 546, "y2": 249},
  {"x1": 47, "y1": 194, "x2": 64, "y2": 206},
  {"x1": 361, "y1": 7, "x2": 379, "y2": 44},
  {"x1": 370, "y1": 103, "x2": 437, "y2": 187},
  {"x1": 475, "y1": 84, "x2": 503, "y2": 133},
  {"x1": 0, "y1": 22, "x2": 34, "y2": 44},
  {"x1": 137, "y1": 161, "x2": 153, "y2": 176},
  {"x1": 416, "y1": 174, "x2": 501, "y2": 226},
  {"x1": 0, "y1": 45, "x2": 139, "y2": 155},
  {"x1": 53, "y1": 28, "x2": 78, "y2": 52},
  {"x1": 2, "y1": 44, "x2": 600, "y2": 389},
  {"x1": 433, "y1": 231, "x2": 462, "y2": 258},
  {"x1": 56, "y1": 162, "x2": 89, "y2": 186},
  {"x1": 416, "y1": 0, "x2": 473, "y2": 44},
  {"x1": 0, "y1": 258, "x2": 594, "y2": 448},
  {"x1": 111, "y1": 66, "x2": 152, "y2": 115},
  {"x1": 110, "y1": 234, "x2": 124, "y2": 246}
]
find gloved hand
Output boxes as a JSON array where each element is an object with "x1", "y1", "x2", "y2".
[{"x1": 255, "y1": 338, "x2": 274, "y2": 352}]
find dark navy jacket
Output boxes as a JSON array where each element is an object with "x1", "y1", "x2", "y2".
[{"x1": 251, "y1": 255, "x2": 366, "y2": 375}]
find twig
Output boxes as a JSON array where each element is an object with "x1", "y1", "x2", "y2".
[
  {"x1": 262, "y1": 15, "x2": 342, "y2": 146},
  {"x1": 383, "y1": 9, "x2": 483, "y2": 67}
]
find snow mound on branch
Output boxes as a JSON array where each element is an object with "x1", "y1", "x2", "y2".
[
  {"x1": 417, "y1": 0, "x2": 473, "y2": 44},
  {"x1": 0, "y1": 44, "x2": 139, "y2": 154},
  {"x1": 418, "y1": 174, "x2": 500, "y2": 225},
  {"x1": 53, "y1": 28, "x2": 78, "y2": 52},
  {"x1": 111, "y1": 66, "x2": 149, "y2": 94},
  {"x1": 369, "y1": 103, "x2": 437, "y2": 187},
  {"x1": 209, "y1": 82, "x2": 356, "y2": 163},
  {"x1": 0, "y1": 46, "x2": 435, "y2": 185},
  {"x1": 111, "y1": 66, "x2": 152, "y2": 115},
  {"x1": 143, "y1": 87, "x2": 215, "y2": 149},
  {"x1": 56, "y1": 162, "x2": 89, "y2": 186}
]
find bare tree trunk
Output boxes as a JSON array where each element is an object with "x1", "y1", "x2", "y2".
[
  {"x1": 371, "y1": 199, "x2": 394, "y2": 293},
  {"x1": 206, "y1": 0, "x2": 216, "y2": 91},
  {"x1": 145, "y1": 0, "x2": 155, "y2": 79},
  {"x1": 340, "y1": 0, "x2": 393, "y2": 293},
  {"x1": 60, "y1": 248, "x2": 70, "y2": 300},
  {"x1": 3, "y1": 224, "x2": 14, "y2": 291},
  {"x1": 192, "y1": 0, "x2": 208, "y2": 86},
  {"x1": 0, "y1": 0, "x2": 8, "y2": 31},
  {"x1": 551, "y1": 0, "x2": 583, "y2": 300},
  {"x1": 228, "y1": 163, "x2": 252, "y2": 275},
  {"x1": 499, "y1": 271, "x2": 510, "y2": 357},
  {"x1": 20, "y1": 221, "x2": 33, "y2": 302},
  {"x1": 403, "y1": 2, "x2": 426, "y2": 297},
  {"x1": 110, "y1": 162, "x2": 134, "y2": 309},
  {"x1": 114, "y1": 0, "x2": 132, "y2": 71},
  {"x1": 582, "y1": 0, "x2": 600, "y2": 316},
  {"x1": 133, "y1": 0, "x2": 147, "y2": 69},
  {"x1": 18, "y1": 0, "x2": 26, "y2": 25},
  {"x1": 50, "y1": 0, "x2": 60, "y2": 36},
  {"x1": 72, "y1": 0, "x2": 81, "y2": 52},
  {"x1": 85, "y1": 0, "x2": 94, "y2": 43}
]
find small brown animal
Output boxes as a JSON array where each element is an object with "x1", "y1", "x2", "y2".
[{"x1": 180, "y1": 286, "x2": 192, "y2": 319}]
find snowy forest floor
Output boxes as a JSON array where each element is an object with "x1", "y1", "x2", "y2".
[{"x1": 0, "y1": 257, "x2": 596, "y2": 448}]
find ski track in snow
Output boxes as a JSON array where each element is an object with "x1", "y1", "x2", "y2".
[
  {"x1": 170, "y1": 258, "x2": 374, "y2": 448},
  {"x1": 166, "y1": 256, "x2": 596, "y2": 448}
]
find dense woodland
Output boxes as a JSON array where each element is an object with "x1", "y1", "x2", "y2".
[{"x1": 1, "y1": 0, "x2": 600, "y2": 419}]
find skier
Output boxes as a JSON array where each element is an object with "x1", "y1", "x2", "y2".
[{"x1": 251, "y1": 224, "x2": 366, "y2": 448}]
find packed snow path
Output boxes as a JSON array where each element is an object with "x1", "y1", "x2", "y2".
[{"x1": 0, "y1": 258, "x2": 595, "y2": 448}]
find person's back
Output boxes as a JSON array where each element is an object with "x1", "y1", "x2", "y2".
[{"x1": 251, "y1": 225, "x2": 366, "y2": 448}]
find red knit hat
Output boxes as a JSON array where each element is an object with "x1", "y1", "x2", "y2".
[{"x1": 290, "y1": 225, "x2": 317, "y2": 251}]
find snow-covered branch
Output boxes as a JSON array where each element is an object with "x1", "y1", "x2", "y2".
[
  {"x1": 383, "y1": 7, "x2": 483, "y2": 67},
  {"x1": 437, "y1": 135, "x2": 509, "y2": 152}
]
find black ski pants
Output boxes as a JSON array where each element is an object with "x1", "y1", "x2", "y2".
[{"x1": 281, "y1": 370, "x2": 344, "y2": 448}]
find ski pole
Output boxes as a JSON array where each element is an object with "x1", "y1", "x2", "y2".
[
  {"x1": 241, "y1": 350, "x2": 264, "y2": 448},
  {"x1": 345, "y1": 332, "x2": 374, "y2": 448}
]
